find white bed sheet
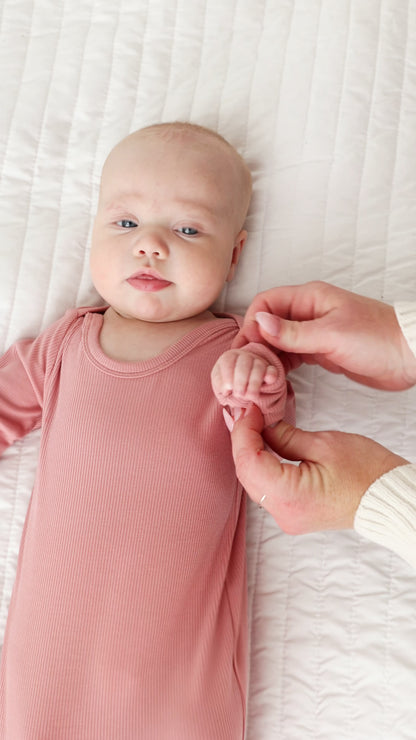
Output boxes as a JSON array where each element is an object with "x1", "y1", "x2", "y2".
[{"x1": 1, "y1": 1, "x2": 416, "y2": 737}]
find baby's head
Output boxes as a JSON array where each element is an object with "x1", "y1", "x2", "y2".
[
  {"x1": 90, "y1": 122, "x2": 252, "y2": 323},
  {"x1": 100, "y1": 122, "x2": 252, "y2": 232}
]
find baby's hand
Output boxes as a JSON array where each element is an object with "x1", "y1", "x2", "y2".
[{"x1": 211, "y1": 349, "x2": 278, "y2": 408}]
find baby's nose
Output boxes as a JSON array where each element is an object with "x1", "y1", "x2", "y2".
[{"x1": 135, "y1": 230, "x2": 168, "y2": 258}]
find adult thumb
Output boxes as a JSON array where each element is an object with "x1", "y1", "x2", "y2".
[
  {"x1": 255, "y1": 311, "x2": 326, "y2": 355},
  {"x1": 263, "y1": 419, "x2": 317, "y2": 462}
]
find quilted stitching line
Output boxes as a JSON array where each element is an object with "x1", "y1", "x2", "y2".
[
  {"x1": 44, "y1": 0, "x2": 100, "y2": 322},
  {"x1": 351, "y1": 1, "x2": 383, "y2": 294},
  {"x1": 160, "y1": 0, "x2": 180, "y2": 123},
  {"x1": 258, "y1": 0, "x2": 296, "y2": 294},
  {"x1": 0, "y1": 0, "x2": 35, "y2": 175},
  {"x1": 319, "y1": 0, "x2": 352, "y2": 290},
  {"x1": 1, "y1": 2, "x2": 64, "y2": 349},
  {"x1": 382, "y1": 0, "x2": 411, "y2": 304}
]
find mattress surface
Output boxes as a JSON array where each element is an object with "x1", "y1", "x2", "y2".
[{"x1": 1, "y1": 1, "x2": 415, "y2": 737}]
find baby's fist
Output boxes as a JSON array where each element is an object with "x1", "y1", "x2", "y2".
[{"x1": 211, "y1": 349, "x2": 278, "y2": 408}]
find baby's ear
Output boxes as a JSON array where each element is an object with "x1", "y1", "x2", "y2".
[{"x1": 226, "y1": 229, "x2": 247, "y2": 282}]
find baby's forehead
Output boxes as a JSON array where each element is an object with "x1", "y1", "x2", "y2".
[
  {"x1": 101, "y1": 126, "x2": 252, "y2": 224},
  {"x1": 108, "y1": 127, "x2": 234, "y2": 166},
  {"x1": 103, "y1": 133, "x2": 231, "y2": 192}
]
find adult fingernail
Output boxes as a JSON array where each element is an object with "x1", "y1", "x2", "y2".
[
  {"x1": 255, "y1": 312, "x2": 280, "y2": 337},
  {"x1": 223, "y1": 408, "x2": 234, "y2": 432},
  {"x1": 258, "y1": 494, "x2": 267, "y2": 509}
]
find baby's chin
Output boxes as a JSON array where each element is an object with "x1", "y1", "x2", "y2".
[{"x1": 110, "y1": 299, "x2": 217, "y2": 326}]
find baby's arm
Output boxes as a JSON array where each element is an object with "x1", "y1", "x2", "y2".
[
  {"x1": 0, "y1": 310, "x2": 80, "y2": 453},
  {"x1": 211, "y1": 343, "x2": 295, "y2": 427}
]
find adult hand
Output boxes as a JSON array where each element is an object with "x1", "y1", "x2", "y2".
[
  {"x1": 233, "y1": 281, "x2": 416, "y2": 390},
  {"x1": 229, "y1": 404, "x2": 408, "y2": 533}
]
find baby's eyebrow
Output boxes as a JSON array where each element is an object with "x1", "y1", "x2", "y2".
[
  {"x1": 170, "y1": 200, "x2": 218, "y2": 219},
  {"x1": 102, "y1": 199, "x2": 135, "y2": 214},
  {"x1": 102, "y1": 195, "x2": 222, "y2": 222}
]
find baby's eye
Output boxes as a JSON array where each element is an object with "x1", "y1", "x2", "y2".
[
  {"x1": 178, "y1": 227, "x2": 198, "y2": 236},
  {"x1": 116, "y1": 219, "x2": 137, "y2": 229}
]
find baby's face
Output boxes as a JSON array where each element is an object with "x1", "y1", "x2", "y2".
[{"x1": 90, "y1": 129, "x2": 247, "y2": 324}]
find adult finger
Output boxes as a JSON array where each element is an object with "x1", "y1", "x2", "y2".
[
  {"x1": 254, "y1": 311, "x2": 331, "y2": 356},
  {"x1": 229, "y1": 405, "x2": 303, "y2": 508},
  {"x1": 232, "y1": 282, "x2": 331, "y2": 347}
]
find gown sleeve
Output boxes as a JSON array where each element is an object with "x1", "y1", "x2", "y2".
[
  {"x1": 0, "y1": 308, "x2": 81, "y2": 454},
  {"x1": 354, "y1": 302, "x2": 416, "y2": 570}
]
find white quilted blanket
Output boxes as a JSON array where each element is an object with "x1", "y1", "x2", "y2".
[{"x1": 1, "y1": 1, "x2": 416, "y2": 737}]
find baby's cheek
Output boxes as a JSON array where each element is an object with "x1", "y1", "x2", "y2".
[{"x1": 191, "y1": 269, "x2": 225, "y2": 304}]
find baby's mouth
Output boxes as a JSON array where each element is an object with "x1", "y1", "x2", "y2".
[{"x1": 127, "y1": 271, "x2": 172, "y2": 292}]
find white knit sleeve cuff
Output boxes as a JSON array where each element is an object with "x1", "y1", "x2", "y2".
[
  {"x1": 394, "y1": 303, "x2": 416, "y2": 358},
  {"x1": 354, "y1": 464, "x2": 416, "y2": 570}
]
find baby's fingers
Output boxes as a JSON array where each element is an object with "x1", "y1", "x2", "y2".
[
  {"x1": 233, "y1": 353, "x2": 277, "y2": 396},
  {"x1": 212, "y1": 349, "x2": 278, "y2": 406},
  {"x1": 211, "y1": 350, "x2": 240, "y2": 397}
]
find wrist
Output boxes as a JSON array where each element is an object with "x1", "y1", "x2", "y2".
[{"x1": 354, "y1": 463, "x2": 416, "y2": 568}]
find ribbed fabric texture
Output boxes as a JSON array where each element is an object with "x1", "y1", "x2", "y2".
[
  {"x1": 0, "y1": 308, "x2": 290, "y2": 739},
  {"x1": 354, "y1": 303, "x2": 416, "y2": 570},
  {"x1": 355, "y1": 464, "x2": 416, "y2": 569}
]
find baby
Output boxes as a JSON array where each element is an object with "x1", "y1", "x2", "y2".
[{"x1": 0, "y1": 122, "x2": 293, "y2": 739}]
